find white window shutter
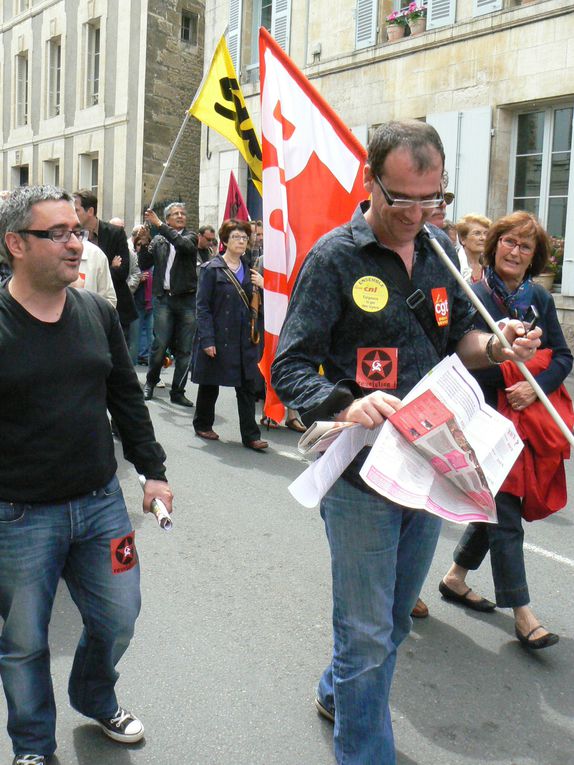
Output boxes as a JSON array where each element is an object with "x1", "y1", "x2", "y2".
[
  {"x1": 426, "y1": 0, "x2": 455, "y2": 30},
  {"x1": 271, "y1": 0, "x2": 292, "y2": 52},
  {"x1": 472, "y1": 0, "x2": 502, "y2": 17},
  {"x1": 427, "y1": 108, "x2": 492, "y2": 220},
  {"x1": 355, "y1": 0, "x2": 377, "y2": 50},
  {"x1": 228, "y1": 0, "x2": 243, "y2": 73}
]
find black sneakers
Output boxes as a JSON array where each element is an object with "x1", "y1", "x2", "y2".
[
  {"x1": 96, "y1": 706, "x2": 144, "y2": 743},
  {"x1": 13, "y1": 757, "x2": 46, "y2": 765}
]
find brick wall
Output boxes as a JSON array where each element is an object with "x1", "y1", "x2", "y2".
[{"x1": 142, "y1": 0, "x2": 204, "y2": 230}]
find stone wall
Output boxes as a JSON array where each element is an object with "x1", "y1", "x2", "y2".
[{"x1": 143, "y1": 0, "x2": 204, "y2": 229}]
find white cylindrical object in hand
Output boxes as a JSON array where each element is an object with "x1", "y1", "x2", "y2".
[{"x1": 139, "y1": 475, "x2": 173, "y2": 531}]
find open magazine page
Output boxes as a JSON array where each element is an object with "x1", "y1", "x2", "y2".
[
  {"x1": 360, "y1": 418, "x2": 498, "y2": 523},
  {"x1": 360, "y1": 355, "x2": 523, "y2": 524},
  {"x1": 289, "y1": 424, "x2": 381, "y2": 508}
]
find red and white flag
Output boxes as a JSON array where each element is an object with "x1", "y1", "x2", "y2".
[
  {"x1": 223, "y1": 170, "x2": 250, "y2": 222},
  {"x1": 258, "y1": 27, "x2": 367, "y2": 422}
]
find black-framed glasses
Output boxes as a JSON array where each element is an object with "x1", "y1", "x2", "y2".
[
  {"x1": 17, "y1": 229, "x2": 89, "y2": 243},
  {"x1": 373, "y1": 174, "x2": 444, "y2": 209}
]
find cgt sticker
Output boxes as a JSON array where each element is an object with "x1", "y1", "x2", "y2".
[
  {"x1": 352, "y1": 276, "x2": 389, "y2": 313},
  {"x1": 432, "y1": 287, "x2": 449, "y2": 327},
  {"x1": 356, "y1": 347, "x2": 398, "y2": 390},
  {"x1": 110, "y1": 532, "x2": 138, "y2": 575}
]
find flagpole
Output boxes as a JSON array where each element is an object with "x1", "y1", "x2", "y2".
[
  {"x1": 148, "y1": 28, "x2": 229, "y2": 210},
  {"x1": 424, "y1": 225, "x2": 574, "y2": 447},
  {"x1": 148, "y1": 112, "x2": 192, "y2": 210}
]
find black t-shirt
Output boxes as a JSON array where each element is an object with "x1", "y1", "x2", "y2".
[{"x1": 0, "y1": 286, "x2": 166, "y2": 502}]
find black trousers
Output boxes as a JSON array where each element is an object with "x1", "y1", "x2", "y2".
[{"x1": 193, "y1": 377, "x2": 260, "y2": 444}]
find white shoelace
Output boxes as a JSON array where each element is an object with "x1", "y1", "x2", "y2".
[
  {"x1": 16, "y1": 757, "x2": 45, "y2": 765},
  {"x1": 110, "y1": 707, "x2": 131, "y2": 726}
]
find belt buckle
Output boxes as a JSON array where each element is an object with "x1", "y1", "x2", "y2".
[{"x1": 406, "y1": 289, "x2": 425, "y2": 309}]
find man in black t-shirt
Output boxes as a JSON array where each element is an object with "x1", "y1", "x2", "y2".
[{"x1": 0, "y1": 186, "x2": 174, "y2": 765}]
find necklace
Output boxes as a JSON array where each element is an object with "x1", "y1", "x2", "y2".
[{"x1": 227, "y1": 260, "x2": 241, "y2": 272}]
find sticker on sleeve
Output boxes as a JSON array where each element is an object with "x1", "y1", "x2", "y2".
[
  {"x1": 352, "y1": 276, "x2": 388, "y2": 313},
  {"x1": 110, "y1": 532, "x2": 138, "y2": 575},
  {"x1": 432, "y1": 287, "x2": 449, "y2": 327},
  {"x1": 356, "y1": 348, "x2": 398, "y2": 389}
]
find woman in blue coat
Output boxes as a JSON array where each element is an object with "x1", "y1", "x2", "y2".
[{"x1": 192, "y1": 219, "x2": 268, "y2": 451}]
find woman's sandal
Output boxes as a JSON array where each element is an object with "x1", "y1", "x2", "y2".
[
  {"x1": 285, "y1": 417, "x2": 307, "y2": 433},
  {"x1": 260, "y1": 416, "x2": 280, "y2": 430}
]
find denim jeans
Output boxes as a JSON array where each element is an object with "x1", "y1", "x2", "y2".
[
  {"x1": 146, "y1": 292, "x2": 196, "y2": 394},
  {"x1": 317, "y1": 478, "x2": 441, "y2": 765},
  {"x1": 453, "y1": 490, "x2": 529, "y2": 607},
  {"x1": 129, "y1": 288, "x2": 154, "y2": 364},
  {"x1": 0, "y1": 476, "x2": 141, "y2": 756}
]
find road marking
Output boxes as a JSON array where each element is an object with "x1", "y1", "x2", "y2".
[{"x1": 524, "y1": 542, "x2": 574, "y2": 569}]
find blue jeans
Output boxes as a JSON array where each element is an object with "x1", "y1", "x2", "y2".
[
  {"x1": 129, "y1": 288, "x2": 154, "y2": 364},
  {"x1": 146, "y1": 292, "x2": 196, "y2": 394},
  {"x1": 317, "y1": 478, "x2": 441, "y2": 765},
  {"x1": 453, "y1": 490, "x2": 529, "y2": 607},
  {"x1": 0, "y1": 476, "x2": 141, "y2": 756}
]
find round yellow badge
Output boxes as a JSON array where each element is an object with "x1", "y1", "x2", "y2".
[{"x1": 352, "y1": 276, "x2": 388, "y2": 313}]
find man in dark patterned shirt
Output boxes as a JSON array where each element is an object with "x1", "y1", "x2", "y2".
[{"x1": 272, "y1": 121, "x2": 541, "y2": 765}]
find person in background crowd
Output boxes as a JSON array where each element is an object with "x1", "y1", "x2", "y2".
[
  {"x1": 73, "y1": 192, "x2": 137, "y2": 339},
  {"x1": 271, "y1": 120, "x2": 541, "y2": 765},
  {"x1": 456, "y1": 213, "x2": 491, "y2": 284},
  {"x1": 440, "y1": 211, "x2": 572, "y2": 650},
  {"x1": 192, "y1": 219, "x2": 268, "y2": 451},
  {"x1": 197, "y1": 225, "x2": 217, "y2": 270},
  {"x1": 141, "y1": 203, "x2": 198, "y2": 407},
  {"x1": 71, "y1": 239, "x2": 117, "y2": 306},
  {"x1": 128, "y1": 226, "x2": 154, "y2": 365},
  {"x1": 0, "y1": 185, "x2": 174, "y2": 765},
  {"x1": 443, "y1": 219, "x2": 459, "y2": 249}
]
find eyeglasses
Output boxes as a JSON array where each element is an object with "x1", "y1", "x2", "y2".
[
  {"x1": 228, "y1": 234, "x2": 249, "y2": 242},
  {"x1": 374, "y1": 174, "x2": 444, "y2": 209},
  {"x1": 499, "y1": 237, "x2": 534, "y2": 256},
  {"x1": 443, "y1": 191, "x2": 455, "y2": 205},
  {"x1": 17, "y1": 229, "x2": 89, "y2": 243}
]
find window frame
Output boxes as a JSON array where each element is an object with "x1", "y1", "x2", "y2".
[
  {"x1": 181, "y1": 10, "x2": 199, "y2": 45},
  {"x1": 85, "y1": 21, "x2": 101, "y2": 108},
  {"x1": 15, "y1": 52, "x2": 29, "y2": 127},
  {"x1": 46, "y1": 36, "x2": 62, "y2": 119},
  {"x1": 508, "y1": 103, "x2": 573, "y2": 240}
]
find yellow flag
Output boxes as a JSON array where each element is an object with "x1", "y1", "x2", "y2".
[{"x1": 189, "y1": 36, "x2": 262, "y2": 195}]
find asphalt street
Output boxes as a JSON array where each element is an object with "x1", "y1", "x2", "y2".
[{"x1": 1, "y1": 368, "x2": 573, "y2": 765}]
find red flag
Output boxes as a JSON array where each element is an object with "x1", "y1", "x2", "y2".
[
  {"x1": 258, "y1": 27, "x2": 367, "y2": 422},
  {"x1": 223, "y1": 170, "x2": 250, "y2": 221}
]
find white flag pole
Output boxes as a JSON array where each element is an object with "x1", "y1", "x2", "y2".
[
  {"x1": 148, "y1": 28, "x2": 229, "y2": 210},
  {"x1": 148, "y1": 112, "x2": 192, "y2": 210},
  {"x1": 424, "y1": 225, "x2": 574, "y2": 447}
]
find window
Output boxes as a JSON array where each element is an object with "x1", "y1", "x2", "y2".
[
  {"x1": 15, "y1": 53, "x2": 29, "y2": 127},
  {"x1": 43, "y1": 160, "x2": 60, "y2": 186},
  {"x1": 12, "y1": 165, "x2": 29, "y2": 186},
  {"x1": 243, "y1": 0, "x2": 291, "y2": 72},
  {"x1": 47, "y1": 37, "x2": 62, "y2": 118},
  {"x1": 16, "y1": 0, "x2": 30, "y2": 12},
  {"x1": 79, "y1": 153, "x2": 99, "y2": 194},
  {"x1": 511, "y1": 106, "x2": 573, "y2": 239},
  {"x1": 86, "y1": 22, "x2": 100, "y2": 107},
  {"x1": 181, "y1": 10, "x2": 199, "y2": 45}
]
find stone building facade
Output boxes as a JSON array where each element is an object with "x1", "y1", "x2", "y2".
[
  {"x1": 198, "y1": 0, "x2": 574, "y2": 337},
  {"x1": 0, "y1": 0, "x2": 204, "y2": 228}
]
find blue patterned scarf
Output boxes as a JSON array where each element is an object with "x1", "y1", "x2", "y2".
[{"x1": 484, "y1": 266, "x2": 534, "y2": 320}]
